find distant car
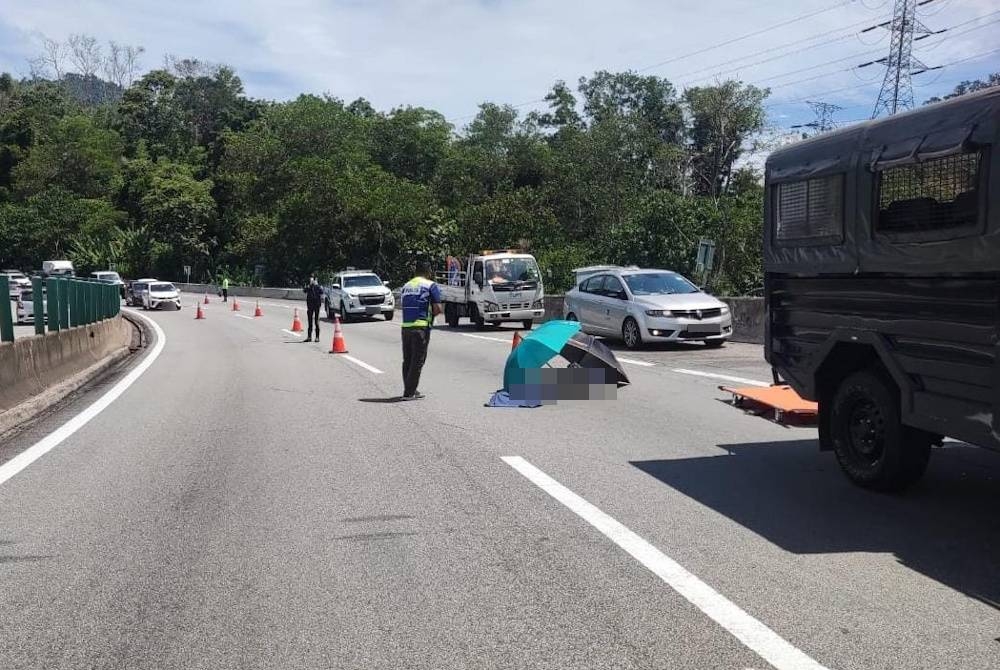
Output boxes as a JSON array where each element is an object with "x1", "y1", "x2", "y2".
[
  {"x1": 324, "y1": 269, "x2": 394, "y2": 322},
  {"x1": 127, "y1": 279, "x2": 157, "y2": 307},
  {"x1": 91, "y1": 271, "x2": 126, "y2": 298},
  {"x1": 563, "y1": 267, "x2": 732, "y2": 349},
  {"x1": 15, "y1": 288, "x2": 45, "y2": 325},
  {"x1": 143, "y1": 282, "x2": 181, "y2": 310},
  {"x1": 2, "y1": 270, "x2": 31, "y2": 299}
]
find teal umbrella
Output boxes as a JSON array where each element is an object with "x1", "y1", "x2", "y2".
[{"x1": 503, "y1": 320, "x2": 582, "y2": 390}]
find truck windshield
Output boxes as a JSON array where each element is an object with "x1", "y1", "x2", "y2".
[
  {"x1": 485, "y1": 258, "x2": 540, "y2": 285},
  {"x1": 343, "y1": 275, "x2": 382, "y2": 289},
  {"x1": 623, "y1": 273, "x2": 698, "y2": 296}
]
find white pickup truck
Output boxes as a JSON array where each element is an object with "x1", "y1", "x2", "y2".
[
  {"x1": 437, "y1": 251, "x2": 544, "y2": 329},
  {"x1": 324, "y1": 269, "x2": 395, "y2": 322}
]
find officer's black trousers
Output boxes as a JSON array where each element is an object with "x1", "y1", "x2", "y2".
[
  {"x1": 401, "y1": 328, "x2": 430, "y2": 397},
  {"x1": 307, "y1": 303, "x2": 321, "y2": 340}
]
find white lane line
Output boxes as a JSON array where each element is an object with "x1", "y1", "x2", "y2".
[
  {"x1": 673, "y1": 369, "x2": 769, "y2": 387},
  {"x1": 233, "y1": 313, "x2": 254, "y2": 320},
  {"x1": 338, "y1": 354, "x2": 384, "y2": 375},
  {"x1": 502, "y1": 456, "x2": 828, "y2": 670},
  {"x1": 0, "y1": 311, "x2": 166, "y2": 488},
  {"x1": 459, "y1": 333, "x2": 514, "y2": 343},
  {"x1": 281, "y1": 329, "x2": 302, "y2": 338},
  {"x1": 618, "y1": 357, "x2": 656, "y2": 367}
]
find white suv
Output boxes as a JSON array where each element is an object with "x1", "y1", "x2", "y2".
[
  {"x1": 143, "y1": 282, "x2": 182, "y2": 310},
  {"x1": 324, "y1": 270, "x2": 394, "y2": 322}
]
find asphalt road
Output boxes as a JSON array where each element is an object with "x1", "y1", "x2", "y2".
[{"x1": 1, "y1": 293, "x2": 998, "y2": 670}]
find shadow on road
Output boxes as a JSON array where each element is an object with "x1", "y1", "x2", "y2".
[
  {"x1": 358, "y1": 397, "x2": 408, "y2": 404},
  {"x1": 631, "y1": 440, "x2": 1000, "y2": 611}
]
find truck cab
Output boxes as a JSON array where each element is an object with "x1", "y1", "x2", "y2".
[
  {"x1": 764, "y1": 86, "x2": 1000, "y2": 491},
  {"x1": 324, "y1": 269, "x2": 395, "y2": 322},
  {"x1": 437, "y1": 251, "x2": 544, "y2": 329}
]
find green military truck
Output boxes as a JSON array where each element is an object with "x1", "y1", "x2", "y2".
[{"x1": 764, "y1": 87, "x2": 999, "y2": 491}]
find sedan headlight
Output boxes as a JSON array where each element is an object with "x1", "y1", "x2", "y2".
[
  {"x1": 721, "y1": 305, "x2": 730, "y2": 314},
  {"x1": 645, "y1": 309, "x2": 670, "y2": 317}
]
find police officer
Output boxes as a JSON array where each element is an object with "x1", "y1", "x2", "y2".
[
  {"x1": 303, "y1": 276, "x2": 324, "y2": 342},
  {"x1": 400, "y1": 261, "x2": 442, "y2": 400},
  {"x1": 221, "y1": 275, "x2": 229, "y2": 302}
]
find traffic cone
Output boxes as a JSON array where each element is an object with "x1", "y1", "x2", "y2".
[
  {"x1": 511, "y1": 330, "x2": 523, "y2": 351},
  {"x1": 232, "y1": 299, "x2": 240, "y2": 312},
  {"x1": 329, "y1": 315, "x2": 348, "y2": 354},
  {"x1": 195, "y1": 302, "x2": 205, "y2": 320},
  {"x1": 254, "y1": 301, "x2": 263, "y2": 317},
  {"x1": 203, "y1": 292, "x2": 210, "y2": 304},
  {"x1": 291, "y1": 308, "x2": 303, "y2": 332}
]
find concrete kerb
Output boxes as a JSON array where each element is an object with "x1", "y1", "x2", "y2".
[{"x1": 0, "y1": 314, "x2": 140, "y2": 438}]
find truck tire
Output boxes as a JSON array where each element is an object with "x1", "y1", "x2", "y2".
[
  {"x1": 830, "y1": 369, "x2": 931, "y2": 492},
  {"x1": 445, "y1": 303, "x2": 459, "y2": 328},
  {"x1": 340, "y1": 301, "x2": 350, "y2": 324},
  {"x1": 469, "y1": 304, "x2": 485, "y2": 329},
  {"x1": 383, "y1": 310, "x2": 394, "y2": 321},
  {"x1": 326, "y1": 301, "x2": 334, "y2": 320},
  {"x1": 521, "y1": 320, "x2": 533, "y2": 330}
]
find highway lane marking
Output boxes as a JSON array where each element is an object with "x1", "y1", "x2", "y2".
[
  {"x1": 459, "y1": 333, "x2": 513, "y2": 343},
  {"x1": 502, "y1": 456, "x2": 829, "y2": 670},
  {"x1": 233, "y1": 313, "x2": 255, "y2": 320},
  {"x1": 0, "y1": 310, "x2": 166, "y2": 488},
  {"x1": 338, "y1": 354, "x2": 384, "y2": 375},
  {"x1": 617, "y1": 357, "x2": 656, "y2": 367},
  {"x1": 673, "y1": 369, "x2": 769, "y2": 387},
  {"x1": 281, "y1": 329, "x2": 303, "y2": 337}
]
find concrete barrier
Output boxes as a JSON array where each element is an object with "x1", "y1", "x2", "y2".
[
  {"x1": 537, "y1": 294, "x2": 765, "y2": 344},
  {"x1": 0, "y1": 315, "x2": 135, "y2": 435},
  {"x1": 174, "y1": 283, "x2": 307, "y2": 302}
]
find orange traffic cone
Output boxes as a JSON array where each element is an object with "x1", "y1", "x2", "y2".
[
  {"x1": 195, "y1": 302, "x2": 205, "y2": 320},
  {"x1": 232, "y1": 298, "x2": 240, "y2": 311},
  {"x1": 254, "y1": 301, "x2": 263, "y2": 317},
  {"x1": 291, "y1": 308, "x2": 303, "y2": 332},
  {"x1": 511, "y1": 330, "x2": 523, "y2": 351},
  {"x1": 203, "y1": 292, "x2": 209, "y2": 304},
  {"x1": 329, "y1": 315, "x2": 348, "y2": 354}
]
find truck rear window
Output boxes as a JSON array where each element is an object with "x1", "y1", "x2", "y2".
[
  {"x1": 876, "y1": 151, "x2": 981, "y2": 235},
  {"x1": 774, "y1": 174, "x2": 844, "y2": 244}
]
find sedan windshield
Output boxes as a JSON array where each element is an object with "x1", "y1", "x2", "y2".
[
  {"x1": 623, "y1": 273, "x2": 699, "y2": 296},
  {"x1": 150, "y1": 283, "x2": 176, "y2": 292},
  {"x1": 343, "y1": 275, "x2": 382, "y2": 289}
]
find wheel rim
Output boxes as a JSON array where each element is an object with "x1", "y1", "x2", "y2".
[
  {"x1": 846, "y1": 397, "x2": 886, "y2": 466},
  {"x1": 566, "y1": 313, "x2": 577, "y2": 322},
  {"x1": 623, "y1": 320, "x2": 638, "y2": 347}
]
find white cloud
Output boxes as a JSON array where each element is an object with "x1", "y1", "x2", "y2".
[{"x1": 0, "y1": 0, "x2": 997, "y2": 128}]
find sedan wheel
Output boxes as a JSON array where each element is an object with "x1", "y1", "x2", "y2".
[{"x1": 622, "y1": 317, "x2": 642, "y2": 349}]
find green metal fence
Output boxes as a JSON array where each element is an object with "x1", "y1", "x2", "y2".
[{"x1": 1, "y1": 277, "x2": 121, "y2": 344}]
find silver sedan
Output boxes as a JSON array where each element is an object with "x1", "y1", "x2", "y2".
[{"x1": 563, "y1": 268, "x2": 732, "y2": 349}]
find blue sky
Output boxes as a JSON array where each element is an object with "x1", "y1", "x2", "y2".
[{"x1": 1, "y1": 0, "x2": 998, "y2": 134}]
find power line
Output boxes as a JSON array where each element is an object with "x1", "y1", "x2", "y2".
[
  {"x1": 790, "y1": 101, "x2": 845, "y2": 132},
  {"x1": 636, "y1": 0, "x2": 858, "y2": 73}
]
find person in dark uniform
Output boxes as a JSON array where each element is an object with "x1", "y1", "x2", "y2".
[
  {"x1": 400, "y1": 261, "x2": 443, "y2": 399},
  {"x1": 303, "y1": 276, "x2": 324, "y2": 342}
]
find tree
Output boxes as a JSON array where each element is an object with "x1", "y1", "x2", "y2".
[
  {"x1": 925, "y1": 73, "x2": 1000, "y2": 104},
  {"x1": 684, "y1": 81, "x2": 768, "y2": 196},
  {"x1": 13, "y1": 115, "x2": 123, "y2": 198}
]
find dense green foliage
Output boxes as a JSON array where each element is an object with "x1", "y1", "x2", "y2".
[{"x1": 0, "y1": 65, "x2": 769, "y2": 293}]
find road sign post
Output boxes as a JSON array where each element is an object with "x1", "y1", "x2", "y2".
[
  {"x1": 695, "y1": 239, "x2": 716, "y2": 287},
  {"x1": 184, "y1": 265, "x2": 192, "y2": 285}
]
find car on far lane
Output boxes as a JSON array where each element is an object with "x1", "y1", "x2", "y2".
[
  {"x1": 1, "y1": 269, "x2": 32, "y2": 294},
  {"x1": 14, "y1": 287, "x2": 45, "y2": 325},
  {"x1": 127, "y1": 279, "x2": 157, "y2": 307},
  {"x1": 90, "y1": 270, "x2": 126, "y2": 299},
  {"x1": 563, "y1": 266, "x2": 732, "y2": 349},
  {"x1": 143, "y1": 282, "x2": 181, "y2": 311}
]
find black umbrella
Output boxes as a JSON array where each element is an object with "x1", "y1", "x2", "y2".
[{"x1": 559, "y1": 332, "x2": 630, "y2": 387}]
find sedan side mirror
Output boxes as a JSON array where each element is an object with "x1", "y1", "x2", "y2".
[
  {"x1": 383, "y1": 281, "x2": 390, "y2": 287},
  {"x1": 617, "y1": 291, "x2": 628, "y2": 301}
]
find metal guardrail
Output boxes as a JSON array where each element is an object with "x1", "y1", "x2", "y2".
[{"x1": 1, "y1": 277, "x2": 120, "y2": 343}]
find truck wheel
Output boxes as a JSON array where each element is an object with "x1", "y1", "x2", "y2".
[
  {"x1": 521, "y1": 320, "x2": 533, "y2": 331},
  {"x1": 565, "y1": 312, "x2": 578, "y2": 322},
  {"x1": 469, "y1": 304, "x2": 485, "y2": 329},
  {"x1": 326, "y1": 301, "x2": 333, "y2": 320},
  {"x1": 830, "y1": 369, "x2": 931, "y2": 492},
  {"x1": 445, "y1": 304, "x2": 459, "y2": 328},
  {"x1": 383, "y1": 310, "x2": 394, "y2": 321},
  {"x1": 340, "y1": 302, "x2": 350, "y2": 323}
]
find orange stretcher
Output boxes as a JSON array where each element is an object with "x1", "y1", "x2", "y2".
[{"x1": 719, "y1": 384, "x2": 818, "y2": 426}]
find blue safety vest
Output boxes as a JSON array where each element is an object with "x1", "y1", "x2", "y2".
[{"x1": 401, "y1": 276, "x2": 442, "y2": 328}]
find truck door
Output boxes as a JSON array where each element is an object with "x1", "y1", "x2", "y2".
[{"x1": 471, "y1": 259, "x2": 484, "y2": 302}]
